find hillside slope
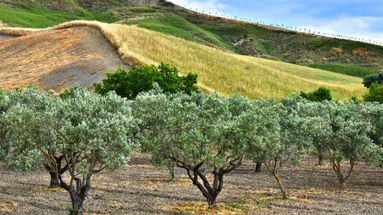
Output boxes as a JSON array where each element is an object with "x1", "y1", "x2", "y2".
[
  {"x1": 0, "y1": 21, "x2": 365, "y2": 99},
  {"x1": 0, "y1": 25, "x2": 131, "y2": 90},
  {"x1": 0, "y1": 0, "x2": 381, "y2": 77},
  {"x1": 124, "y1": 6, "x2": 383, "y2": 77}
]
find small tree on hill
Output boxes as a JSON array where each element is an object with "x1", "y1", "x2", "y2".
[
  {"x1": 300, "y1": 87, "x2": 332, "y2": 102},
  {"x1": 363, "y1": 70, "x2": 383, "y2": 88},
  {"x1": 133, "y1": 91, "x2": 247, "y2": 207},
  {"x1": 5, "y1": 87, "x2": 137, "y2": 214},
  {"x1": 94, "y1": 63, "x2": 199, "y2": 99},
  {"x1": 363, "y1": 82, "x2": 383, "y2": 103}
]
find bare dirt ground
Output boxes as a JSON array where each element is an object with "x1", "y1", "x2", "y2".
[
  {"x1": 0, "y1": 26, "x2": 132, "y2": 91},
  {"x1": 0, "y1": 154, "x2": 382, "y2": 215},
  {"x1": 0, "y1": 35, "x2": 14, "y2": 42}
]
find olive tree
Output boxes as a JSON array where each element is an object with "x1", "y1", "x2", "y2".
[
  {"x1": 0, "y1": 87, "x2": 80, "y2": 188},
  {"x1": 134, "y1": 91, "x2": 247, "y2": 207},
  {"x1": 0, "y1": 89, "x2": 9, "y2": 160},
  {"x1": 240, "y1": 98, "x2": 312, "y2": 198},
  {"x1": 5, "y1": 87, "x2": 137, "y2": 214},
  {"x1": 305, "y1": 101, "x2": 382, "y2": 189},
  {"x1": 297, "y1": 100, "x2": 331, "y2": 165},
  {"x1": 364, "y1": 102, "x2": 383, "y2": 146}
]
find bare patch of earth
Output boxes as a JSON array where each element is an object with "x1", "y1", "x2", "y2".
[
  {"x1": 0, "y1": 26, "x2": 133, "y2": 91},
  {"x1": 0, "y1": 154, "x2": 382, "y2": 214}
]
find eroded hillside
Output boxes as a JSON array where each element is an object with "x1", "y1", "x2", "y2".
[{"x1": 0, "y1": 26, "x2": 131, "y2": 90}]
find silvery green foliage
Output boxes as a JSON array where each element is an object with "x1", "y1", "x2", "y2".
[
  {"x1": 4, "y1": 87, "x2": 138, "y2": 212},
  {"x1": 362, "y1": 102, "x2": 383, "y2": 145},
  {"x1": 0, "y1": 89, "x2": 9, "y2": 159},
  {"x1": 133, "y1": 91, "x2": 247, "y2": 206},
  {"x1": 239, "y1": 97, "x2": 313, "y2": 198},
  {"x1": 1, "y1": 87, "x2": 55, "y2": 170},
  {"x1": 5, "y1": 87, "x2": 137, "y2": 173},
  {"x1": 135, "y1": 91, "x2": 246, "y2": 171},
  {"x1": 287, "y1": 98, "x2": 330, "y2": 161},
  {"x1": 54, "y1": 87, "x2": 137, "y2": 173},
  {"x1": 302, "y1": 100, "x2": 382, "y2": 188},
  {"x1": 326, "y1": 101, "x2": 381, "y2": 164},
  {"x1": 304, "y1": 101, "x2": 381, "y2": 164},
  {"x1": 241, "y1": 98, "x2": 312, "y2": 166}
]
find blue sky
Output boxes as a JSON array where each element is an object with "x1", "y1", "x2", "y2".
[{"x1": 168, "y1": 0, "x2": 383, "y2": 43}]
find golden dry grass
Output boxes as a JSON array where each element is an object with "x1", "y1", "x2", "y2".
[
  {"x1": 0, "y1": 21, "x2": 366, "y2": 99},
  {"x1": 0, "y1": 27, "x2": 105, "y2": 90},
  {"x1": 165, "y1": 202, "x2": 249, "y2": 215}
]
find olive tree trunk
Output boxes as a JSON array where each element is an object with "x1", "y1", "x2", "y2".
[
  {"x1": 264, "y1": 161, "x2": 288, "y2": 199},
  {"x1": 175, "y1": 160, "x2": 240, "y2": 208},
  {"x1": 44, "y1": 156, "x2": 67, "y2": 188},
  {"x1": 318, "y1": 154, "x2": 324, "y2": 166},
  {"x1": 167, "y1": 162, "x2": 175, "y2": 181},
  {"x1": 255, "y1": 163, "x2": 262, "y2": 173},
  {"x1": 59, "y1": 174, "x2": 92, "y2": 215},
  {"x1": 331, "y1": 160, "x2": 357, "y2": 190}
]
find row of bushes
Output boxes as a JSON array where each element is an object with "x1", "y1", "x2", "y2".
[{"x1": 0, "y1": 85, "x2": 382, "y2": 214}]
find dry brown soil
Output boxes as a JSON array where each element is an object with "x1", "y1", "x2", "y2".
[
  {"x1": 0, "y1": 154, "x2": 382, "y2": 215},
  {"x1": 0, "y1": 26, "x2": 132, "y2": 91}
]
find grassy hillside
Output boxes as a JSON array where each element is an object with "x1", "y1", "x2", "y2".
[
  {"x1": 0, "y1": 4, "x2": 116, "y2": 27},
  {"x1": 0, "y1": 0, "x2": 382, "y2": 77},
  {"x1": 0, "y1": 21, "x2": 365, "y2": 99},
  {"x1": 134, "y1": 7, "x2": 383, "y2": 75}
]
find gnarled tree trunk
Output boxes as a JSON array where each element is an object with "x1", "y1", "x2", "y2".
[
  {"x1": 318, "y1": 154, "x2": 324, "y2": 166},
  {"x1": 47, "y1": 168, "x2": 60, "y2": 188},
  {"x1": 255, "y1": 163, "x2": 262, "y2": 173},
  {"x1": 175, "y1": 159, "x2": 241, "y2": 208},
  {"x1": 59, "y1": 174, "x2": 92, "y2": 215},
  {"x1": 331, "y1": 160, "x2": 357, "y2": 190},
  {"x1": 44, "y1": 155, "x2": 67, "y2": 188}
]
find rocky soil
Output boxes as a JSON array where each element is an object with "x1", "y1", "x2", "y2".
[{"x1": 0, "y1": 154, "x2": 382, "y2": 214}]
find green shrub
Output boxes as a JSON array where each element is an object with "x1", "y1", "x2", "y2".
[
  {"x1": 363, "y1": 70, "x2": 383, "y2": 88},
  {"x1": 94, "y1": 63, "x2": 199, "y2": 99},
  {"x1": 300, "y1": 87, "x2": 332, "y2": 102},
  {"x1": 364, "y1": 82, "x2": 383, "y2": 103}
]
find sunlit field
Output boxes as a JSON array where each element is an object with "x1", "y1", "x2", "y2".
[{"x1": 0, "y1": 21, "x2": 366, "y2": 99}]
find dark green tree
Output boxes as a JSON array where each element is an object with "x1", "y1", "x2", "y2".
[
  {"x1": 364, "y1": 82, "x2": 383, "y2": 103},
  {"x1": 94, "y1": 63, "x2": 198, "y2": 99},
  {"x1": 363, "y1": 70, "x2": 383, "y2": 88},
  {"x1": 300, "y1": 87, "x2": 332, "y2": 102}
]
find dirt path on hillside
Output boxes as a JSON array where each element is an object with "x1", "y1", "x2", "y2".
[
  {"x1": 0, "y1": 155, "x2": 382, "y2": 215},
  {"x1": 0, "y1": 26, "x2": 133, "y2": 91}
]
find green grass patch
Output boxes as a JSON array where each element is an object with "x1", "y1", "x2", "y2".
[
  {"x1": 127, "y1": 6, "x2": 159, "y2": 13},
  {"x1": 125, "y1": 16, "x2": 231, "y2": 50},
  {"x1": 307, "y1": 64, "x2": 378, "y2": 77},
  {"x1": 0, "y1": 3, "x2": 117, "y2": 28}
]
